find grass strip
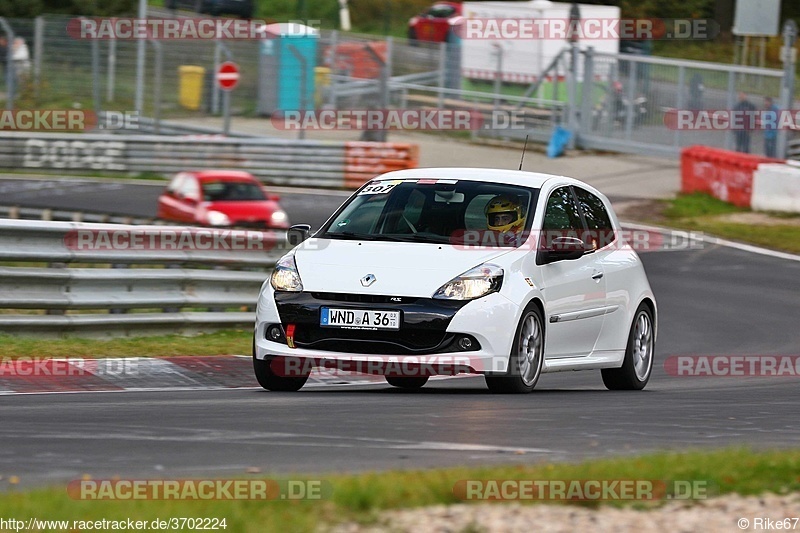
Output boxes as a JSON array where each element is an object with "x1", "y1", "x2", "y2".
[
  {"x1": 635, "y1": 193, "x2": 800, "y2": 255},
  {"x1": 0, "y1": 330, "x2": 253, "y2": 359}
]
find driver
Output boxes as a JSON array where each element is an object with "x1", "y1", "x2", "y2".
[{"x1": 486, "y1": 195, "x2": 525, "y2": 234}]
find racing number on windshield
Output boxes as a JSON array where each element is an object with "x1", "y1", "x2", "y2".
[{"x1": 359, "y1": 182, "x2": 399, "y2": 195}]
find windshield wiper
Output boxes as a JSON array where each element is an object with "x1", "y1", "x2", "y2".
[
  {"x1": 321, "y1": 232, "x2": 441, "y2": 243},
  {"x1": 379, "y1": 234, "x2": 452, "y2": 244},
  {"x1": 322, "y1": 231, "x2": 381, "y2": 241}
]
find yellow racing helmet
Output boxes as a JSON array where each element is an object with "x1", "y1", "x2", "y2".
[{"x1": 485, "y1": 195, "x2": 525, "y2": 233}]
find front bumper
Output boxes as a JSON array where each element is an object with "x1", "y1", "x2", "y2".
[{"x1": 255, "y1": 288, "x2": 519, "y2": 375}]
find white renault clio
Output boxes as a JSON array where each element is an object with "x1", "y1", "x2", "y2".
[{"x1": 254, "y1": 168, "x2": 656, "y2": 393}]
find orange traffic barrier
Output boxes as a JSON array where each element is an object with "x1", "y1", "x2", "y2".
[
  {"x1": 324, "y1": 42, "x2": 387, "y2": 79},
  {"x1": 680, "y1": 146, "x2": 782, "y2": 208},
  {"x1": 344, "y1": 142, "x2": 419, "y2": 189}
]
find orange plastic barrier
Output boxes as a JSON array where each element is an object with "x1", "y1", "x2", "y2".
[
  {"x1": 343, "y1": 142, "x2": 419, "y2": 189},
  {"x1": 680, "y1": 146, "x2": 781, "y2": 208}
]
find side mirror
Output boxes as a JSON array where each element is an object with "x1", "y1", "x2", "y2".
[
  {"x1": 263, "y1": 187, "x2": 280, "y2": 202},
  {"x1": 538, "y1": 236, "x2": 585, "y2": 265},
  {"x1": 287, "y1": 224, "x2": 312, "y2": 246}
]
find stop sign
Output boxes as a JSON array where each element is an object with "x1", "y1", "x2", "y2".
[{"x1": 216, "y1": 61, "x2": 240, "y2": 91}]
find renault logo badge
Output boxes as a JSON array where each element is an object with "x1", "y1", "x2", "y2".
[{"x1": 360, "y1": 274, "x2": 377, "y2": 287}]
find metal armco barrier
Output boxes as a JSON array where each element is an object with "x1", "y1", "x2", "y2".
[
  {"x1": 0, "y1": 219, "x2": 287, "y2": 336},
  {"x1": 680, "y1": 146, "x2": 782, "y2": 208},
  {"x1": 0, "y1": 132, "x2": 419, "y2": 188}
]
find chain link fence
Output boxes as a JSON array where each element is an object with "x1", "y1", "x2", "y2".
[{"x1": 1, "y1": 14, "x2": 797, "y2": 158}]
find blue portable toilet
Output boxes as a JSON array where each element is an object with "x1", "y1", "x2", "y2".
[{"x1": 257, "y1": 23, "x2": 318, "y2": 115}]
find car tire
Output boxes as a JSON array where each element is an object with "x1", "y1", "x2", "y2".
[
  {"x1": 252, "y1": 341, "x2": 309, "y2": 392},
  {"x1": 385, "y1": 376, "x2": 429, "y2": 389},
  {"x1": 485, "y1": 303, "x2": 544, "y2": 394},
  {"x1": 601, "y1": 303, "x2": 654, "y2": 391}
]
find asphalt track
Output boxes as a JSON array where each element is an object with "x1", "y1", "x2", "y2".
[
  {"x1": 0, "y1": 177, "x2": 350, "y2": 230},
  {"x1": 1, "y1": 237, "x2": 799, "y2": 487}
]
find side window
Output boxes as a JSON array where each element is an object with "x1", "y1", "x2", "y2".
[
  {"x1": 167, "y1": 174, "x2": 185, "y2": 194},
  {"x1": 574, "y1": 187, "x2": 615, "y2": 249},
  {"x1": 542, "y1": 186, "x2": 582, "y2": 232},
  {"x1": 179, "y1": 177, "x2": 200, "y2": 200},
  {"x1": 427, "y1": 5, "x2": 456, "y2": 17}
]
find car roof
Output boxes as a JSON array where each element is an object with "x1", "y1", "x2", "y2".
[
  {"x1": 188, "y1": 171, "x2": 258, "y2": 183},
  {"x1": 376, "y1": 167, "x2": 571, "y2": 189}
]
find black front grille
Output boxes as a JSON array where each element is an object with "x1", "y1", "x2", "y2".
[
  {"x1": 311, "y1": 292, "x2": 418, "y2": 305},
  {"x1": 233, "y1": 221, "x2": 268, "y2": 229},
  {"x1": 274, "y1": 292, "x2": 470, "y2": 355},
  {"x1": 294, "y1": 327, "x2": 450, "y2": 354}
]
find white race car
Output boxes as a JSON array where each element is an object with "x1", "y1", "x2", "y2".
[{"x1": 254, "y1": 168, "x2": 656, "y2": 393}]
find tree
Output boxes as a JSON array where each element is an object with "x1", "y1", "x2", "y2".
[
  {"x1": 0, "y1": 1, "x2": 44, "y2": 18},
  {"x1": 0, "y1": 0, "x2": 136, "y2": 18}
]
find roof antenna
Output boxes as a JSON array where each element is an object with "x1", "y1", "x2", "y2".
[{"x1": 518, "y1": 135, "x2": 529, "y2": 171}]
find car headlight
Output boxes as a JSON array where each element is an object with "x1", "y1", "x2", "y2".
[
  {"x1": 206, "y1": 210, "x2": 230, "y2": 226},
  {"x1": 270, "y1": 254, "x2": 303, "y2": 292},
  {"x1": 270, "y1": 210, "x2": 288, "y2": 225},
  {"x1": 433, "y1": 263, "x2": 503, "y2": 300}
]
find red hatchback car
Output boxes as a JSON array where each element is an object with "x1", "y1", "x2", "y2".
[
  {"x1": 157, "y1": 171, "x2": 289, "y2": 229},
  {"x1": 408, "y1": 1, "x2": 462, "y2": 43}
]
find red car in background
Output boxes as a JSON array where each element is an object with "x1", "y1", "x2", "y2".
[
  {"x1": 157, "y1": 171, "x2": 289, "y2": 229},
  {"x1": 408, "y1": 1, "x2": 462, "y2": 42}
]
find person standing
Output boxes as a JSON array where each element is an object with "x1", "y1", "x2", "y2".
[
  {"x1": 689, "y1": 73, "x2": 704, "y2": 110},
  {"x1": 733, "y1": 92, "x2": 756, "y2": 153},
  {"x1": 0, "y1": 37, "x2": 7, "y2": 85},
  {"x1": 762, "y1": 96, "x2": 779, "y2": 158},
  {"x1": 11, "y1": 37, "x2": 30, "y2": 81}
]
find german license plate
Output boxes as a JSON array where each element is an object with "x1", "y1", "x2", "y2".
[{"x1": 320, "y1": 308, "x2": 400, "y2": 330}]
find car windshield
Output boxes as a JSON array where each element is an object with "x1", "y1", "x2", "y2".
[
  {"x1": 201, "y1": 181, "x2": 266, "y2": 202},
  {"x1": 320, "y1": 179, "x2": 538, "y2": 247},
  {"x1": 426, "y1": 4, "x2": 456, "y2": 17}
]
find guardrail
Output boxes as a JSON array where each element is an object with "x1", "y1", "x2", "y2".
[
  {"x1": 0, "y1": 205, "x2": 157, "y2": 225},
  {"x1": 0, "y1": 132, "x2": 419, "y2": 188},
  {"x1": 0, "y1": 219, "x2": 288, "y2": 336},
  {"x1": 788, "y1": 137, "x2": 800, "y2": 160}
]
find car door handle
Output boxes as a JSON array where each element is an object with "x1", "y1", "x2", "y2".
[{"x1": 591, "y1": 271, "x2": 604, "y2": 280}]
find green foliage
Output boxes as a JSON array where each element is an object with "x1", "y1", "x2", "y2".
[
  {"x1": 0, "y1": 0, "x2": 136, "y2": 18},
  {"x1": 663, "y1": 192, "x2": 744, "y2": 219},
  {"x1": 0, "y1": 0, "x2": 44, "y2": 18}
]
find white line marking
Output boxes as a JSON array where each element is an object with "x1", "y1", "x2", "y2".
[{"x1": 621, "y1": 221, "x2": 800, "y2": 263}]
